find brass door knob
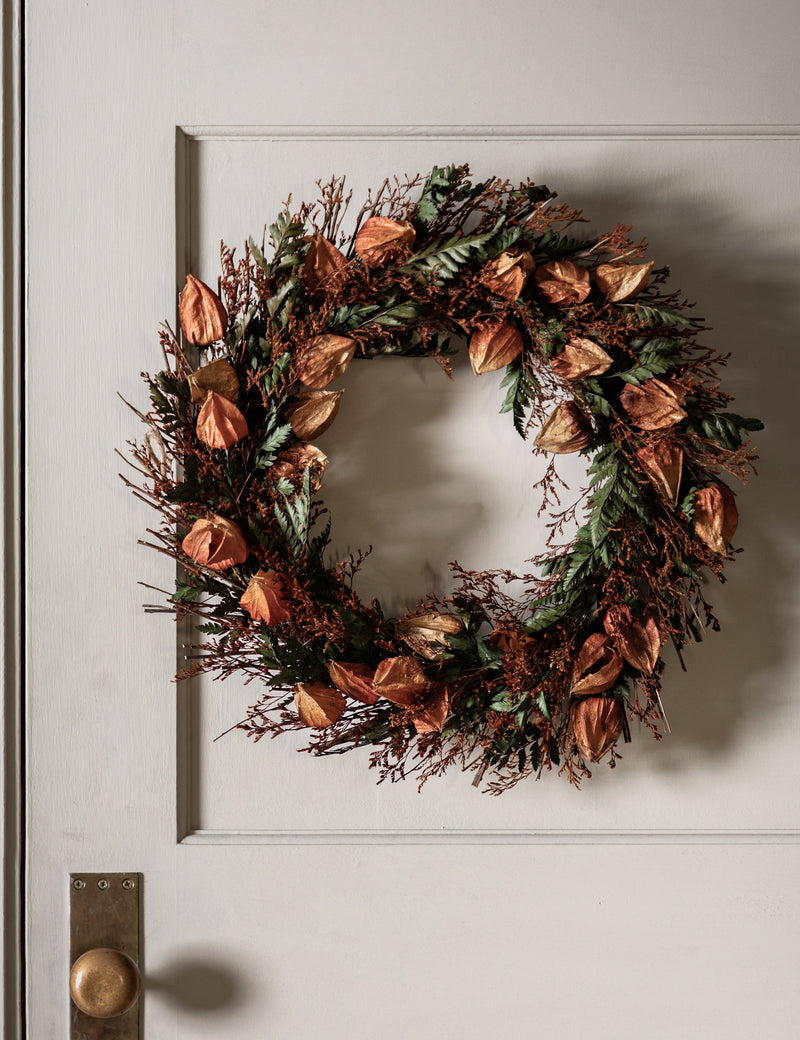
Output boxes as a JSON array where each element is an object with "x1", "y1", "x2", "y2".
[{"x1": 69, "y1": 947, "x2": 141, "y2": 1019}]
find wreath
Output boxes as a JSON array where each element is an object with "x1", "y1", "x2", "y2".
[{"x1": 122, "y1": 165, "x2": 762, "y2": 791}]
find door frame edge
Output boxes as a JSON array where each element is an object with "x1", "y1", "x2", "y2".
[{"x1": 2, "y1": 1, "x2": 24, "y2": 1038}]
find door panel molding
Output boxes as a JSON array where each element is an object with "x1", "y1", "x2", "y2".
[
  {"x1": 174, "y1": 125, "x2": 799, "y2": 846},
  {"x1": 3, "y1": 3, "x2": 23, "y2": 1038},
  {"x1": 180, "y1": 123, "x2": 800, "y2": 140},
  {"x1": 182, "y1": 828, "x2": 800, "y2": 846}
]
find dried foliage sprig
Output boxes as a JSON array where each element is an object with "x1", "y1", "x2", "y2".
[{"x1": 122, "y1": 165, "x2": 762, "y2": 791}]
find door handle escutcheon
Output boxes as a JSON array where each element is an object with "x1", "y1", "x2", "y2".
[{"x1": 70, "y1": 873, "x2": 141, "y2": 1038}]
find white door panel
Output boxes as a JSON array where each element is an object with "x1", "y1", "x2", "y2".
[
  {"x1": 180, "y1": 129, "x2": 800, "y2": 840},
  {"x1": 23, "y1": 2, "x2": 800, "y2": 1037}
]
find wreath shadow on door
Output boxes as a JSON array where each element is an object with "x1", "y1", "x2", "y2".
[{"x1": 316, "y1": 173, "x2": 797, "y2": 773}]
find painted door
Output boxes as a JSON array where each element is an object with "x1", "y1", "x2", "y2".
[{"x1": 24, "y1": 2, "x2": 800, "y2": 1038}]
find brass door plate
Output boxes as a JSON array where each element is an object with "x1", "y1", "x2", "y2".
[{"x1": 70, "y1": 873, "x2": 141, "y2": 1040}]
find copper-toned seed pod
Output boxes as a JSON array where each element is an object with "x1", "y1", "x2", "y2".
[
  {"x1": 603, "y1": 606, "x2": 661, "y2": 675},
  {"x1": 468, "y1": 319, "x2": 524, "y2": 375},
  {"x1": 354, "y1": 216, "x2": 416, "y2": 264},
  {"x1": 533, "y1": 260, "x2": 591, "y2": 306},
  {"x1": 294, "y1": 334, "x2": 357, "y2": 389},
  {"x1": 595, "y1": 261, "x2": 654, "y2": 303},
  {"x1": 303, "y1": 234, "x2": 348, "y2": 294},
  {"x1": 294, "y1": 684, "x2": 347, "y2": 728},
  {"x1": 327, "y1": 661, "x2": 379, "y2": 705},
  {"x1": 620, "y1": 378, "x2": 687, "y2": 430},
  {"x1": 488, "y1": 627, "x2": 536, "y2": 655},
  {"x1": 187, "y1": 358, "x2": 240, "y2": 405},
  {"x1": 240, "y1": 570, "x2": 292, "y2": 626},
  {"x1": 412, "y1": 682, "x2": 452, "y2": 735},
  {"x1": 181, "y1": 515, "x2": 248, "y2": 572},
  {"x1": 373, "y1": 656, "x2": 427, "y2": 707},
  {"x1": 550, "y1": 337, "x2": 613, "y2": 380},
  {"x1": 534, "y1": 401, "x2": 593, "y2": 454},
  {"x1": 270, "y1": 444, "x2": 328, "y2": 493},
  {"x1": 396, "y1": 612, "x2": 463, "y2": 660},
  {"x1": 480, "y1": 250, "x2": 535, "y2": 301},
  {"x1": 284, "y1": 390, "x2": 343, "y2": 440},
  {"x1": 572, "y1": 632, "x2": 623, "y2": 696},
  {"x1": 195, "y1": 391, "x2": 249, "y2": 450},
  {"x1": 694, "y1": 485, "x2": 738, "y2": 554},
  {"x1": 179, "y1": 274, "x2": 228, "y2": 345},
  {"x1": 571, "y1": 696, "x2": 624, "y2": 762},
  {"x1": 636, "y1": 440, "x2": 684, "y2": 506}
]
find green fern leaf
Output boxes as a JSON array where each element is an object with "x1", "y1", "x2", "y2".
[
  {"x1": 629, "y1": 302, "x2": 698, "y2": 329},
  {"x1": 263, "y1": 352, "x2": 291, "y2": 393},
  {"x1": 254, "y1": 411, "x2": 293, "y2": 470},
  {"x1": 414, "y1": 165, "x2": 466, "y2": 224},
  {"x1": 248, "y1": 236, "x2": 268, "y2": 272},
  {"x1": 404, "y1": 220, "x2": 504, "y2": 280}
]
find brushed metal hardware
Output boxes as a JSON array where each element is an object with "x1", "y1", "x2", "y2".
[
  {"x1": 70, "y1": 873, "x2": 141, "y2": 1039},
  {"x1": 70, "y1": 947, "x2": 141, "y2": 1019}
]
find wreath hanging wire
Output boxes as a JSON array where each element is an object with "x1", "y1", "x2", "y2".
[{"x1": 121, "y1": 164, "x2": 762, "y2": 791}]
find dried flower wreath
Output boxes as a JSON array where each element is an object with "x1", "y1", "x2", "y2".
[{"x1": 122, "y1": 165, "x2": 762, "y2": 791}]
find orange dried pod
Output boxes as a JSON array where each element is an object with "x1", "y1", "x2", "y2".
[
  {"x1": 620, "y1": 378, "x2": 687, "y2": 430},
  {"x1": 636, "y1": 440, "x2": 684, "y2": 506},
  {"x1": 694, "y1": 485, "x2": 738, "y2": 554},
  {"x1": 550, "y1": 337, "x2": 612, "y2": 380},
  {"x1": 533, "y1": 260, "x2": 591, "y2": 306},
  {"x1": 373, "y1": 656, "x2": 427, "y2": 708},
  {"x1": 354, "y1": 216, "x2": 416, "y2": 264},
  {"x1": 468, "y1": 319, "x2": 523, "y2": 375},
  {"x1": 480, "y1": 250, "x2": 535, "y2": 300},
  {"x1": 284, "y1": 390, "x2": 343, "y2": 440},
  {"x1": 240, "y1": 570, "x2": 292, "y2": 626},
  {"x1": 595, "y1": 261, "x2": 654, "y2": 303},
  {"x1": 271, "y1": 443, "x2": 328, "y2": 493},
  {"x1": 303, "y1": 234, "x2": 347, "y2": 293},
  {"x1": 196, "y1": 391, "x2": 249, "y2": 450},
  {"x1": 181, "y1": 515, "x2": 248, "y2": 571},
  {"x1": 534, "y1": 401, "x2": 593, "y2": 454},
  {"x1": 294, "y1": 684, "x2": 347, "y2": 728},
  {"x1": 395, "y1": 612, "x2": 463, "y2": 660},
  {"x1": 179, "y1": 274, "x2": 228, "y2": 345},
  {"x1": 488, "y1": 627, "x2": 536, "y2": 655},
  {"x1": 572, "y1": 632, "x2": 623, "y2": 696},
  {"x1": 327, "y1": 661, "x2": 379, "y2": 705},
  {"x1": 412, "y1": 682, "x2": 452, "y2": 735},
  {"x1": 571, "y1": 696, "x2": 624, "y2": 762},
  {"x1": 603, "y1": 606, "x2": 661, "y2": 675},
  {"x1": 187, "y1": 358, "x2": 240, "y2": 405},
  {"x1": 294, "y1": 334, "x2": 357, "y2": 389}
]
